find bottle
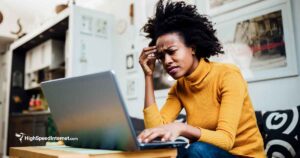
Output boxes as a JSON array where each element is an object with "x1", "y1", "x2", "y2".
[
  {"x1": 35, "y1": 94, "x2": 42, "y2": 108},
  {"x1": 29, "y1": 95, "x2": 35, "y2": 111}
]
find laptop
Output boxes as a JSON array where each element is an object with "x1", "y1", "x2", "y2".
[{"x1": 40, "y1": 70, "x2": 187, "y2": 151}]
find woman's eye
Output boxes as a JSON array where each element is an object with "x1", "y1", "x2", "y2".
[
  {"x1": 167, "y1": 50, "x2": 175, "y2": 55},
  {"x1": 155, "y1": 53, "x2": 164, "y2": 59}
]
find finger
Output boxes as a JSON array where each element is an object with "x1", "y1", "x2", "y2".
[
  {"x1": 137, "y1": 131, "x2": 145, "y2": 142},
  {"x1": 170, "y1": 135, "x2": 177, "y2": 142},
  {"x1": 140, "y1": 129, "x2": 154, "y2": 140},
  {"x1": 144, "y1": 48, "x2": 157, "y2": 55},
  {"x1": 139, "y1": 51, "x2": 157, "y2": 66},
  {"x1": 146, "y1": 55, "x2": 156, "y2": 60},
  {"x1": 141, "y1": 57, "x2": 155, "y2": 73},
  {"x1": 140, "y1": 47, "x2": 156, "y2": 58},
  {"x1": 137, "y1": 129, "x2": 150, "y2": 139},
  {"x1": 140, "y1": 49, "x2": 157, "y2": 60},
  {"x1": 140, "y1": 128, "x2": 159, "y2": 142},
  {"x1": 141, "y1": 61, "x2": 152, "y2": 74},
  {"x1": 161, "y1": 131, "x2": 172, "y2": 142},
  {"x1": 143, "y1": 131, "x2": 164, "y2": 143},
  {"x1": 142, "y1": 46, "x2": 157, "y2": 52}
]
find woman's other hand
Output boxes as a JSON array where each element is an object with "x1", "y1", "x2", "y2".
[
  {"x1": 139, "y1": 46, "x2": 157, "y2": 76},
  {"x1": 137, "y1": 123, "x2": 186, "y2": 143}
]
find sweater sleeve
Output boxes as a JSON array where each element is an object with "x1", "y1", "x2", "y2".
[
  {"x1": 198, "y1": 70, "x2": 246, "y2": 151},
  {"x1": 143, "y1": 83, "x2": 183, "y2": 129}
]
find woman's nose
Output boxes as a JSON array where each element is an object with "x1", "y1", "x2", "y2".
[{"x1": 164, "y1": 54, "x2": 173, "y2": 65}]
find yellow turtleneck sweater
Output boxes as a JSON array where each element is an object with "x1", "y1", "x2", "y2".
[{"x1": 144, "y1": 59, "x2": 265, "y2": 158}]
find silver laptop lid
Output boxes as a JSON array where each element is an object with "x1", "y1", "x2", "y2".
[{"x1": 41, "y1": 71, "x2": 139, "y2": 151}]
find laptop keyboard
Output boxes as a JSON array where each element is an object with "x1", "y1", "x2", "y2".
[
  {"x1": 141, "y1": 139, "x2": 186, "y2": 144},
  {"x1": 149, "y1": 140, "x2": 168, "y2": 143},
  {"x1": 139, "y1": 139, "x2": 188, "y2": 149}
]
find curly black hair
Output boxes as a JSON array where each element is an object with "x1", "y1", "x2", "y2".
[{"x1": 142, "y1": 0, "x2": 223, "y2": 59}]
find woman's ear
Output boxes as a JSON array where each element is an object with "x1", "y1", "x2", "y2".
[
  {"x1": 191, "y1": 47, "x2": 196, "y2": 55},
  {"x1": 190, "y1": 45, "x2": 196, "y2": 53}
]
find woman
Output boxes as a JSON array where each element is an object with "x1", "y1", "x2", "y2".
[{"x1": 137, "y1": 0, "x2": 265, "y2": 158}]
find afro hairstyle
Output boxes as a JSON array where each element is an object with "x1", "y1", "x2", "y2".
[{"x1": 142, "y1": 0, "x2": 224, "y2": 59}]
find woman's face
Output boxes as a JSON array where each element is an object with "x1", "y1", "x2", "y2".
[{"x1": 155, "y1": 33, "x2": 199, "y2": 79}]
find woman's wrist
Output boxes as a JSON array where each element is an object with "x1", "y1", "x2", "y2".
[
  {"x1": 144, "y1": 74, "x2": 153, "y2": 78},
  {"x1": 178, "y1": 122, "x2": 188, "y2": 136},
  {"x1": 178, "y1": 123, "x2": 201, "y2": 141},
  {"x1": 144, "y1": 73, "x2": 155, "y2": 109}
]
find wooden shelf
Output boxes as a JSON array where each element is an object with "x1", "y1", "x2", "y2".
[{"x1": 11, "y1": 111, "x2": 50, "y2": 117}]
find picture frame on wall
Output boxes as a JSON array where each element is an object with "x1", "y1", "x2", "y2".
[
  {"x1": 206, "y1": 0, "x2": 262, "y2": 16},
  {"x1": 126, "y1": 75, "x2": 138, "y2": 99},
  {"x1": 211, "y1": 0, "x2": 297, "y2": 82},
  {"x1": 126, "y1": 52, "x2": 137, "y2": 72}
]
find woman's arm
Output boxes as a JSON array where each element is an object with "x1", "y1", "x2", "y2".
[
  {"x1": 143, "y1": 83, "x2": 183, "y2": 128},
  {"x1": 181, "y1": 124, "x2": 201, "y2": 141},
  {"x1": 139, "y1": 46, "x2": 182, "y2": 128},
  {"x1": 144, "y1": 75, "x2": 156, "y2": 109},
  {"x1": 139, "y1": 46, "x2": 157, "y2": 109}
]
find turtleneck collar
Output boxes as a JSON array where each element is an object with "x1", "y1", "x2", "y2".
[{"x1": 185, "y1": 58, "x2": 212, "y2": 85}]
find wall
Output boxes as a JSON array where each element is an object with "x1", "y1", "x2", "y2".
[{"x1": 0, "y1": 1, "x2": 47, "y2": 37}]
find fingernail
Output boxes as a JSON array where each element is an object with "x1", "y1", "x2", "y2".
[
  {"x1": 161, "y1": 138, "x2": 165, "y2": 142},
  {"x1": 138, "y1": 138, "x2": 142, "y2": 143},
  {"x1": 145, "y1": 139, "x2": 148, "y2": 143}
]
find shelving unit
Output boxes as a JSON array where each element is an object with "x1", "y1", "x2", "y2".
[
  {"x1": 0, "y1": 34, "x2": 15, "y2": 156},
  {"x1": 2, "y1": 5, "x2": 114, "y2": 157},
  {"x1": 24, "y1": 39, "x2": 65, "y2": 90},
  {"x1": 0, "y1": 34, "x2": 15, "y2": 54}
]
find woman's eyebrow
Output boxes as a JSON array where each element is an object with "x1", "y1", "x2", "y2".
[{"x1": 158, "y1": 46, "x2": 176, "y2": 52}]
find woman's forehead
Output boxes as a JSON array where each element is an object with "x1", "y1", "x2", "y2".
[{"x1": 156, "y1": 33, "x2": 183, "y2": 49}]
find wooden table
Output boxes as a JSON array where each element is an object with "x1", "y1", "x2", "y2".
[{"x1": 9, "y1": 145, "x2": 178, "y2": 158}]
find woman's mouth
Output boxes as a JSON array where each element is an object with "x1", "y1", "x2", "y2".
[{"x1": 167, "y1": 66, "x2": 179, "y2": 76}]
